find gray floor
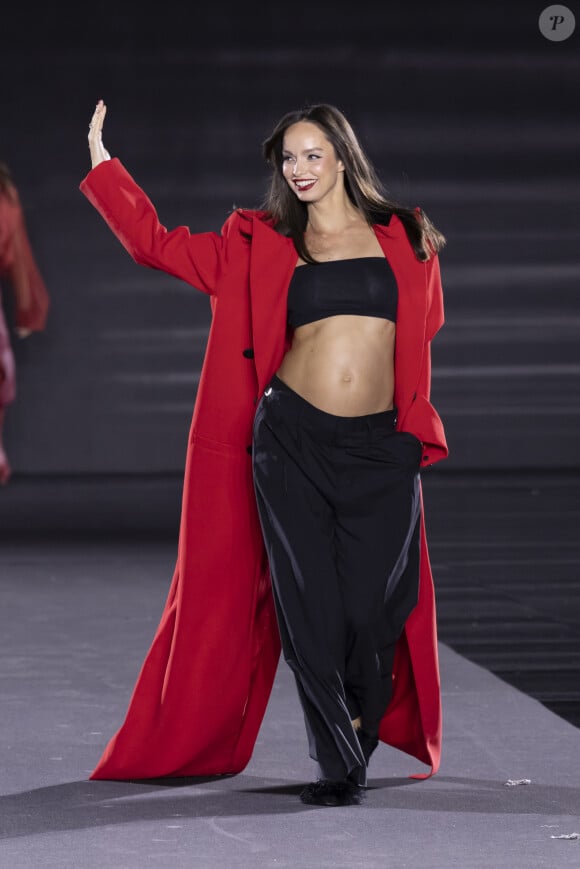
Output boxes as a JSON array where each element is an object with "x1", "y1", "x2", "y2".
[
  {"x1": 3, "y1": 471, "x2": 580, "y2": 728},
  {"x1": 0, "y1": 537, "x2": 579, "y2": 868}
]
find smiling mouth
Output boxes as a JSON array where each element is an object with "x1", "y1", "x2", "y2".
[{"x1": 293, "y1": 179, "x2": 318, "y2": 192}]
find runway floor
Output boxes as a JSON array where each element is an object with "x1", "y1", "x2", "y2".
[{"x1": 0, "y1": 471, "x2": 579, "y2": 867}]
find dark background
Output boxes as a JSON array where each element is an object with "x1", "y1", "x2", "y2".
[{"x1": 2, "y1": 1, "x2": 578, "y2": 474}]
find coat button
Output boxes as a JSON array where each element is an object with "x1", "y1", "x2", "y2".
[
  {"x1": 242, "y1": 348, "x2": 254, "y2": 359},
  {"x1": 422, "y1": 455, "x2": 429, "y2": 463},
  {"x1": 246, "y1": 445, "x2": 253, "y2": 455}
]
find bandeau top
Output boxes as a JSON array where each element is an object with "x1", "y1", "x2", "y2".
[{"x1": 286, "y1": 257, "x2": 398, "y2": 330}]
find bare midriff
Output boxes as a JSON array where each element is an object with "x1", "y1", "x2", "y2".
[{"x1": 276, "y1": 314, "x2": 396, "y2": 417}]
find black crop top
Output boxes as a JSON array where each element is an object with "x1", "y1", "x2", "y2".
[{"x1": 286, "y1": 257, "x2": 398, "y2": 330}]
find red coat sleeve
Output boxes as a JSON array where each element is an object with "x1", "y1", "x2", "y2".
[
  {"x1": 425, "y1": 252, "x2": 444, "y2": 343},
  {"x1": 416, "y1": 252, "x2": 448, "y2": 465},
  {"x1": 417, "y1": 252, "x2": 444, "y2": 403},
  {"x1": 79, "y1": 159, "x2": 234, "y2": 295}
]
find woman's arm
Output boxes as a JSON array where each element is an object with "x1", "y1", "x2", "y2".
[
  {"x1": 414, "y1": 253, "x2": 444, "y2": 405},
  {"x1": 413, "y1": 252, "x2": 447, "y2": 465},
  {"x1": 425, "y1": 252, "x2": 444, "y2": 343},
  {"x1": 81, "y1": 101, "x2": 229, "y2": 296}
]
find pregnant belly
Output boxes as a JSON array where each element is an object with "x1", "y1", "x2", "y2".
[{"x1": 276, "y1": 315, "x2": 396, "y2": 416}]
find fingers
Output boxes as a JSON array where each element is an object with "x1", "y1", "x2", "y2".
[
  {"x1": 88, "y1": 99, "x2": 111, "y2": 167},
  {"x1": 88, "y1": 99, "x2": 106, "y2": 142}
]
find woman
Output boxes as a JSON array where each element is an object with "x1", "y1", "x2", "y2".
[
  {"x1": 0, "y1": 162, "x2": 50, "y2": 484},
  {"x1": 82, "y1": 100, "x2": 447, "y2": 807}
]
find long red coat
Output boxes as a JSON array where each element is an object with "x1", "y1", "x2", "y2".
[{"x1": 80, "y1": 158, "x2": 448, "y2": 781}]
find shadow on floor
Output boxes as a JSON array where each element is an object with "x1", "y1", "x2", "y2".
[{"x1": 2, "y1": 774, "x2": 580, "y2": 840}]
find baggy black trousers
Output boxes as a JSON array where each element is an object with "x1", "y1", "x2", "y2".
[{"x1": 252, "y1": 375, "x2": 422, "y2": 787}]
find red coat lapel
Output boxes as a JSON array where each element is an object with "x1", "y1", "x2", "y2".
[{"x1": 249, "y1": 216, "x2": 297, "y2": 393}]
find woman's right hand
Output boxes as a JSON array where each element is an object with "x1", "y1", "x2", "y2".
[{"x1": 88, "y1": 100, "x2": 111, "y2": 169}]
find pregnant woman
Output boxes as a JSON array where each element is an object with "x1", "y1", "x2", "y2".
[{"x1": 82, "y1": 100, "x2": 447, "y2": 806}]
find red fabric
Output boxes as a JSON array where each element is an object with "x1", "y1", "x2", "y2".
[
  {"x1": 0, "y1": 182, "x2": 50, "y2": 406},
  {"x1": 0, "y1": 303, "x2": 16, "y2": 406},
  {"x1": 80, "y1": 158, "x2": 448, "y2": 781},
  {"x1": 0, "y1": 183, "x2": 49, "y2": 332}
]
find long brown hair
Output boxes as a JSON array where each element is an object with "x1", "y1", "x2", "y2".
[{"x1": 261, "y1": 104, "x2": 446, "y2": 264}]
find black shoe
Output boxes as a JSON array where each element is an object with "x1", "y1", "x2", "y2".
[
  {"x1": 299, "y1": 779, "x2": 365, "y2": 807},
  {"x1": 357, "y1": 729, "x2": 379, "y2": 765}
]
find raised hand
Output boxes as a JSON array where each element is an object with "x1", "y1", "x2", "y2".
[{"x1": 88, "y1": 100, "x2": 111, "y2": 169}]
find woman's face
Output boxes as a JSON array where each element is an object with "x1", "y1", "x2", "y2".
[{"x1": 281, "y1": 121, "x2": 344, "y2": 203}]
